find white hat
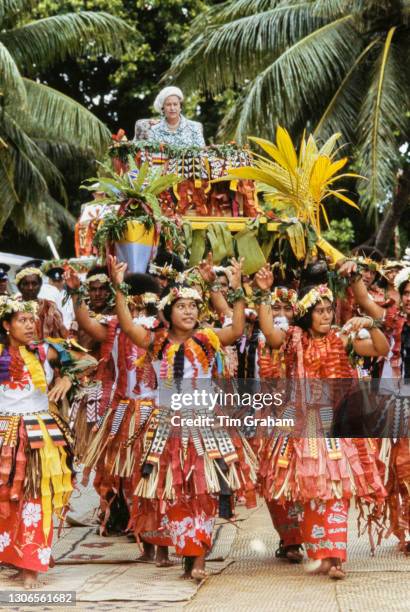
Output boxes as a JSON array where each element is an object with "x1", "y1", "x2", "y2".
[{"x1": 153, "y1": 86, "x2": 184, "y2": 114}]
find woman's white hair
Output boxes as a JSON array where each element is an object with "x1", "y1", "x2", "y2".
[{"x1": 153, "y1": 86, "x2": 184, "y2": 114}]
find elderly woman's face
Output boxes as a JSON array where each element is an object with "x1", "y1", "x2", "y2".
[{"x1": 163, "y1": 95, "x2": 181, "y2": 121}]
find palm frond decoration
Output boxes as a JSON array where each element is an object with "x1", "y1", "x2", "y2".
[
  {"x1": 83, "y1": 162, "x2": 182, "y2": 220},
  {"x1": 89, "y1": 163, "x2": 182, "y2": 255},
  {"x1": 216, "y1": 126, "x2": 361, "y2": 237}
]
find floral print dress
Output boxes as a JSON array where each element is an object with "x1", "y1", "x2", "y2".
[{"x1": 0, "y1": 342, "x2": 75, "y2": 572}]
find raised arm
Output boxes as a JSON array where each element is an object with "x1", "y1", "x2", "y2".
[
  {"x1": 350, "y1": 277, "x2": 384, "y2": 319},
  {"x1": 109, "y1": 255, "x2": 151, "y2": 349},
  {"x1": 254, "y1": 265, "x2": 286, "y2": 349},
  {"x1": 214, "y1": 258, "x2": 245, "y2": 346},
  {"x1": 65, "y1": 268, "x2": 108, "y2": 342},
  {"x1": 198, "y1": 253, "x2": 232, "y2": 317},
  {"x1": 338, "y1": 261, "x2": 384, "y2": 320},
  {"x1": 341, "y1": 316, "x2": 389, "y2": 358}
]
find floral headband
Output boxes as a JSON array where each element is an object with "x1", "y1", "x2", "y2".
[
  {"x1": 381, "y1": 260, "x2": 405, "y2": 274},
  {"x1": 129, "y1": 292, "x2": 159, "y2": 307},
  {"x1": 0, "y1": 296, "x2": 38, "y2": 320},
  {"x1": 297, "y1": 285, "x2": 334, "y2": 317},
  {"x1": 271, "y1": 287, "x2": 298, "y2": 307},
  {"x1": 158, "y1": 286, "x2": 202, "y2": 311},
  {"x1": 394, "y1": 267, "x2": 410, "y2": 291},
  {"x1": 15, "y1": 267, "x2": 43, "y2": 284},
  {"x1": 149, "y1": 263, "x2": 185, "y2": 283},
  {"x1": 86, "y1": 273, "x2": 110, "y2": 285},
  {"x1": 354, "y1": 257, "x2": 379, "y2": 272}
]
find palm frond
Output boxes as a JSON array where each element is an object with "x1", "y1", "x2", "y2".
[
  {"x1": 0, "y1": 40, "x2": 26, "y2": 107},
  {"x1": 203, "y1": 4, "x2": 326, "y2": 90},
  {"x1": 16, "y1": 79, "x2": 111, "y2": 156},
  {"x1": 0, "y1": 1, "x2": 34, "y2": 26},
  {"x1": 32, "y1": 139, "x2": 97, "y2": 179},
  {"x1": 2, "y1": 109, "x2": 66, "y2": 203},
  {"x1": 313, "y1": 39, "x2": 379, "y2": 141},
  {"x1": 10, "y1": 193, "x2": 73, "y2": 246},
  {"x1": 0, "y1": 11, "x2": 136, "y2": 74},
  {"x1": 188, "y1": 0, "x2": 282, "y2": 37},
  {"x1": 217, "y1": 87, "x2": 249, "y2": 143},
  {"x1": 312, "y1": 0, "x2": 350, "y2": 19},
  {"x1": 0, "y1": 144, "x2": 18, "y2": 231},
  {"x1": 167, "y1": 3, "x2": 326, "y2": 92},
  {"x1": 357, "y1": 28, "x2": 409, "y2": 222},
  {"x1": 162, "y1": 33, "x2": 211, "y2": 90},
  {"x1": 233, "y1": 15, "x2": 362, "y2": 140},
  {"x1": 209, "y1": 0, "x2": 283, "y2": 23},
  {"x1": 44, "y1": 194, "x2": 75, "y2": 228}
]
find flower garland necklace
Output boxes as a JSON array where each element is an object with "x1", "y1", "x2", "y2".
[
  {"x1": 0, "y1": 344, "x2": 47, "y2": 392},
  {"x1": 153, "y1": 328, "x2": 223, "y2": 381}
]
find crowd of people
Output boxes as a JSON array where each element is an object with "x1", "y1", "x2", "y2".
[
  {"x1": 0, "y1": 86, "x2": 408, "y2": 590},
  {"x1": 0, "y1": 242, "x2": 409, "y2": 589}
]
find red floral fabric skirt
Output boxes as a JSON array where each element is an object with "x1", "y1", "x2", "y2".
[
  {"x1": 301, "y1": 499, "x2": 349, "y2": 561},
  {"x1": 0, "y1": 498, "x2": 53, "y2": 572},
  {"x1": 266, "y1": 500, "x2": 302, "y2": 547}
]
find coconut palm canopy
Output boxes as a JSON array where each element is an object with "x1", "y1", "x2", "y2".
[
  {"x1": 166, "y1": 0, "x2": 410, "y2": 223},
  {"x1": 0, "y1": 0, "x2": 135, "y2": 243}
]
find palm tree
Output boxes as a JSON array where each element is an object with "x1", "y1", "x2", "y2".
[
  {"x1": 166, "y1": 0, "x2": 410, "y2": 238},
  {"x1": 0, "y1": 0, "x2": 135, "y2": 243}
]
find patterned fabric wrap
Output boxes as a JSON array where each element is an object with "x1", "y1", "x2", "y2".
[
  {"x1": 259, "y1": 327, "x2": 386, "y2": 544},
  {"x1": 0, "y1": 497, "x2": 54, "y2": 572},
  {"x1": 36, "y1": 299, "x2": 68, "y2": 339},
  {"x1": 300, "y1": 499, "x2": 349, "y2": 562}
]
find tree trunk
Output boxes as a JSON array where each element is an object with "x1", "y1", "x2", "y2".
[{"x1": 374, "y1": 164, "x2": 410, "y2": 255}]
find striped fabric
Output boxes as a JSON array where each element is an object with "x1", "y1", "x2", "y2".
[{"x1": 23, "y1": 414, "x2": 66, "y2": 449}]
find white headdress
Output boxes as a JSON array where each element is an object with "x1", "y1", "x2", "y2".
[
  {"x1": 158, "y1": 286, "x2": 201, "y2": 311},
  {"x1": 394, "y1": 267, "x2": 410, "y2": 291},
  {"x1": 153, "y1": 86, "x2": 184, "y2": 114}
]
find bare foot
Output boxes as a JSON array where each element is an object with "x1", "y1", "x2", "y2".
[
  {"x1": 328, "y1": 558, "x2": 346, "y2": 580},
  {"x1": 156, "y1": 546, "x2": 173, "y2": 567},
  {"x1": 328, "y1": 565, "x2": 346, "y2": 580},
  {"x1": 191, "y1": 554, "x2": 207, "y2": 581},
  {"x1": 305, "y1": 558, "x2": 332, "y2": 574},
  {"x1": 22, "y1": 570, "x2": 40, "y2": 590},
  {"x1": 191, "y1": 568, "x2": 208, "y2": 581}
]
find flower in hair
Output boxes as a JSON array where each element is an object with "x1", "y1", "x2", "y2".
[
  {"x1": 394, "y1": 267, "x2": 410, "y2": 291},
  {"x1": 15, "y1": 267, "x2": 43, "y2": 285},
  {"x1": 158, "y1": 286, "x2": 202, "y2": 311},
  {"x1": 297, "y1": 285, "x2": 334, "y2": 317}
]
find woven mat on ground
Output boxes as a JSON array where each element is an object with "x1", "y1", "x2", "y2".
[
  {"x1": 0, "y1": 559, "x2": 233, "y2": 604},
  {"x1": 186, "y1": 503, "x2": 410, "y2": 612},
  {"x1": 53, "y1": 522, "x2": 236, "y2": 564}
]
